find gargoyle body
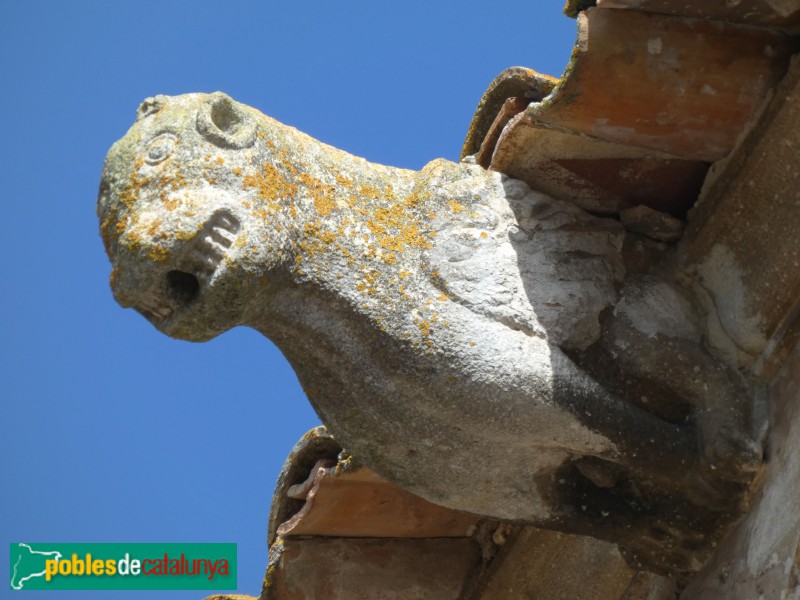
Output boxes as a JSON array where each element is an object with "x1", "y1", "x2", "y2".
[{"x1": 98, "y1": 93, "x2": 765, "y2": 574}]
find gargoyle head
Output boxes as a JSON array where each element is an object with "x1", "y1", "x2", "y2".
[{"x1": 98, "y1": 92, "x2": 295, "y2": 341}]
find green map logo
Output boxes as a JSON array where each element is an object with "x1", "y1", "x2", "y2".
[{"x1": 9, "y1": 543, "x2": 236, "y2": 590}]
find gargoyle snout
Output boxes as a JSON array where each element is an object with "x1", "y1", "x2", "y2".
[{"x1": 110, "y1": 208, "x2": 242, "y2": 326}]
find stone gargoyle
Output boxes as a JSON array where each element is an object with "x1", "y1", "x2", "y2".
[{"x1": 98, "y1": 92, "x2": 767, "y2": 575}]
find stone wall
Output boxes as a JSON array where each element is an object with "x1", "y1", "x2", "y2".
[{"x1": 682, "y1": 340, "x2": 800, "y2": 599}]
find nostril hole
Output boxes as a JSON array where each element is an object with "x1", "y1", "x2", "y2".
[
  {"x1": 166, "y1": 270, "x2": 200, "y2": 306},
  {"x1": 210, "y1": 97, "x2": 241, "y2": 133}
]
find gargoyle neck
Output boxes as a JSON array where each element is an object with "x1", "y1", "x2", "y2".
[{"x1": 253, "y1": 125, "x2": 425, "y2": 288}]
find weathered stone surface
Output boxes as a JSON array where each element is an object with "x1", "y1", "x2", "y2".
[
  {"x1": 680, "y1": 55, "x2": 800, "y2": 378},
  {"x1": 680, "y1": 338, "x2": 800, "y2": 599},
  {"x1": 620, "y1": 205, "x2": 685, "y2": 242},
  {"x1": 478, "y1": 528, "x2": 639, "y2": 600},
  {"x1": 98, "y1": 92, "x2": 765, "y2": 575},
  {"x1": 672, "y1": 53, "x2": 800, "y2": 600}
]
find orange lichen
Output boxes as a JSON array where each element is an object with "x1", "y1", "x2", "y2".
[
  {"x1": 358, "y1": 184, "x2": 383, "y2": 200},
  {"x1": 147, "y1": 245, "x2": 170, "y2": 262},
  {"x1": 298, "y1": 172, "x2": 336, "y2": 217},
  {"x1": 447, "y1": 200, "x2": 465, "y2": 213},
  {"x1": 146, "y1": 220, "x2": 162, "y2": 237},
  {"x1": 243, "y1": 163, "x2": 298, "y2": 206},
  {"x1": 336, "y1": 173, "x2": 354, "y2": 188},
  {"x1": 404, "y1": 189, "x2": 429, "y2": 208}
]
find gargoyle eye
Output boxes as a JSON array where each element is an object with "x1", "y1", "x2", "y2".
[
  {"x1": 196, "y1": 92, "x2": 256, "y2": 149},
  {"x1": 144, "y1": 133, "x2": 178, "y2": 165}
]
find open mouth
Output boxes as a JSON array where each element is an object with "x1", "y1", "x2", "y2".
[{"x1": 136, "y1": 210, "x2": 240, "y2": 322}]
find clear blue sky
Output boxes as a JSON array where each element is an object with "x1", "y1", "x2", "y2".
[{"x1": 0, "y1": 2, "x2": 575, "y2": 597}]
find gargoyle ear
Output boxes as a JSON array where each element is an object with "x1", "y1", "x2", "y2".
[
  {"x1": 136, "y1": 95, "x2": 168, "y2": 121},
  {"x1": 196, "y1": 92, "x2": 257, "y2": 149}
]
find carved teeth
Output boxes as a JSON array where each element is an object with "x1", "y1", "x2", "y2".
[
  {"x1": 213, "y1": 213, "x2": 240, "y2": 233},
  {"x1": 210, "y1": 227, "x2": 234, "y2": 247},
  {"x1": 200, "y1": 236, "x2": 226, "y2": 258},
  {"x1": 181, "y1": 211, "x2": 241, "y2": 286},
  {"x1": 139, "y1": 210, "x2": 241, "y2": 321}
]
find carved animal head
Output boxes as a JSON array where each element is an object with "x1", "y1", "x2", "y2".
[{"x1": 98, "y1": 92, "x2": 299, "y2": 341}]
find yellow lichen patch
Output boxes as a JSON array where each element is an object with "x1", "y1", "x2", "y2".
[
  {"x1": 122, "y1": 227, "x2": 142, "y2": 252},
  {"x1": 336, "y1": 173, "x2": 354, "y2": 188},
  {"x1": 301, "y1": 220, "x2": 339, "y2": 261},
  {"x1": 365, "y1": 202, "x2": 433, "y2": 255},
  {"x1": 404, "y1": 189, "x2": 430, "y2": 208},
  {"x1": 243, "y1": 162, "x2": 298, "y2": 206},
  {"x1": 118, "y1": 165, "x2": 149, "y2": 212},
  {"x1": 398, "y1": 270, "x2": 412, "y2": 279},
  {"x1": 447, "y1": 199, "x2": 465, "y2": 213},
  {"x1": 317, "y1": 229, "x2": 337, "y2": 244},
  {"x1": 146, "y1": 220, "x2": 162, "y2": 237},
  {"x1": 358, "y1": 184, "x2": 383, "y2": 201},
  {"x1": 175, "y1": 227, "x2": 198, "y2": 241},
  {"x1": 437, "y1": 293, "x2": 448, "y2": 302},
  {"x1": 147, "y1": 245, "x2": 170, "y2": 262},
  {"x1": 480, "y1": 231, "x2": 488, "y2": 239},
  {"x1": 297, "y1": 172, "x2": 336, "y2": 217},
  {"x1": 158, "y1": 170, "x2": 187, "y2": 206},
  {"x1": 232, "y1": 166, "x2": 242, "y2": 177},
  {"x1": 277, "y1": 147, "x2": 299, "y2": 177},
  {"x1": 114, "y1": 217, "x2": 128, "y2": 236},
  {"x1": 418, "y1": 321, "x2": 431, "y2": 336},
  {"x1": 215, "y1": 156, "x2": 224, "y2": 166}
]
